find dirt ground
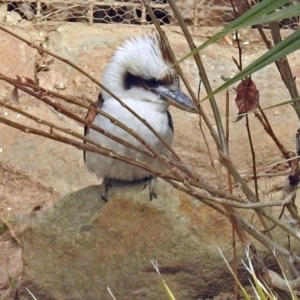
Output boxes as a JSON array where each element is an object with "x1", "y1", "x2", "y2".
[{"x1": 0, "y1": 21, "x2": 300, "y2": 299}]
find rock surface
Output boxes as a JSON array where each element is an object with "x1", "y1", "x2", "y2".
[
  {"x1": 1, "y1": 24, "x2": 299, "y2": 202},
  {"x1": 19, "y1": 180, "x2": 238, "y2": 300},
  {"x1": 1, "y1": 23, "x2": 300, "y2": 298},
  {"x1": 5, "y1": 11, "x2": 21, "y2": 25}
]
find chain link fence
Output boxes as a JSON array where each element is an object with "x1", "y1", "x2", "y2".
[{"x1": 0, "y1": 0, "x2": 299, "y2": 29}]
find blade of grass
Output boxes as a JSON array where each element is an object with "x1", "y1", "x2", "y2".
[
  {"x1": 218, "y1": 248, "x2": 251, "y2": 300},
  {"x1": 176, "y1": 0, "x2": 291, "y2": 65},
  {"x1": 107, "y1": 287, "x2": 117, "y2": 300},
  {"x1": 26, "y1": 288, "x2": 38, "y2": 300},
  {"x1": 257, "y1": 97, "x2": 300, "y2": 113},
  {"x1": 250, "y1": 3, "x2": 300, "y2": 26},
  {"x1": 201, "y1": 29, "x2": 300, "y2": 101},
  {"x1": 272, "y1": 250, "x2": 300, "y2": 300},
  {"x1": 151, "y1": 260, "x2": 176, "y2": 300}
]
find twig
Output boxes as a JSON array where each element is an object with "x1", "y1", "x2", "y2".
[
  {"x1": 0, "y1": 74, "x2": 193, "y2": 185},
  {"x1": 166, "y1": 0, "x2": 228, "y2": 155},
  {"x1": 234, "y1": 25, "x2": 260, "y2": 202},
  {"x1": 245, "y1": 114, "x2": 259, "y2": 201},
  {"x1": 255, "y1": 110, "x2": 289, "y2": 160},
  {"x1": 269, "y1": 21, "x2": 300, "y2": 120},
  {"x1": 0, "y1": 26, "x2": 181, "y2": 161},
  {"x1": 0, "y1": 115, "x2": 168, "y2": 173},
  {"x1": 142, "y1": 0, "x2": 221, "y2": 153},
  {"x1": 0, "y1": 217, "x2": 22, "y2": 246},
  {"x1": 197, "y1": 81, "x2": 215, "y2": 168},
  {"x1": 0, "y1": 98, "x2": 153, "y2": 158}
]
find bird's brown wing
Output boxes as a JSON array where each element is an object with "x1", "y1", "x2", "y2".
[
  {"x1": 83, "y1": 93, "x2": 104, "y2": 162},
  {"x1": 167, "y1": 110, "x2": 174, "y2": 132}
]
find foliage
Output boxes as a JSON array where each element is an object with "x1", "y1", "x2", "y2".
[{"x1": 1, "y1": 0, "x2": 300, "y2": 298}]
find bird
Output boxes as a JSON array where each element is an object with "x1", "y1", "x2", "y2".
[{"x1": 84, "y1": 34, "x2": 197, "y2": 201}]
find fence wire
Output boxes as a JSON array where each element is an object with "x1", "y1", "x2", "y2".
[{"x1": 0, "y1": 0, "x2": 299, "y2": 29}]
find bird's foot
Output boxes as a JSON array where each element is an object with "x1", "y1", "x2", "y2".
[
  {"x1": 143, "y1": 177, "x2": 158, "y2": 201},
  {"x1": 100, "y1": 178, "x2": 112, "y2": 202}
]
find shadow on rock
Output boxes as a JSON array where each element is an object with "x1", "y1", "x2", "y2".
[{"x1": 19, "y1": 180, "x2": 236, "y2": 300}]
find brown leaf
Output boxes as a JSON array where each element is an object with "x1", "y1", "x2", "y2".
[
  {"x1": 16, "y1": 75, "x2": 36, "y2": 85},
  {"x1": 289, "y1": 156, "x2": 300, "y2": 186},
  {"x1": 224, "y1": 35, "x2": 232, "y2": 45},
  {"x1": 84, "y1": 103, "x2": 98, "y2": 135},
  {"x1": 47, "y1": 58, "x2": 54, "y2": 65},
  {"x1": 11, "y1": 87, "x2": 19, "y2": 104},
  {"x1": 235, "y1": 76, "x2": 259, "y2": 122},
  {"x1": 22, "y1": 77, "x2": 36, "y2": 85}
]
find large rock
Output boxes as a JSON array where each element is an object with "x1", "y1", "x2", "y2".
[
  {"x1": 0, "y1": 27, "x2": 35, "y2": 102},
  {"x1": 1, "y1": 24, "x2": 299, "y2": 199},
  {"x1": 19, "y1": 180, "x2": 239, "y2": 300},
  {"x1": 1, "y1": 24, "x2": 300, "y2": 299}
]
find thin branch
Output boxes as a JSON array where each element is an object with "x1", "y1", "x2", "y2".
[
  {"x1": 0, "y1": 98, "x2": 153, "y2": 158},
  {"x1": 165, "y1": 0, "x2": 227, "y2": 154},
  {"x1": 142, "y1": 0, "x2": 222, "y2": 160},
  {"x1": 0, "y1": 26, "x2": 182, "y2": 161},
  {"x1": 245, "y1": 114, "x2": 259, "y2": 201},
  {"x1": 0, "y1": 75, "x2": 193, "y2": 184}
]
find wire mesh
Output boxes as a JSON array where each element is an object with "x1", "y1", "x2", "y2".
[{"x1": 0, "y1": 0, "x2": 299, "y2": 29}]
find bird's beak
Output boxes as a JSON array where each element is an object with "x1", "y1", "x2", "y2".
[{"x1": 154, "y1": 86, "x2": 198, "y2": 113}]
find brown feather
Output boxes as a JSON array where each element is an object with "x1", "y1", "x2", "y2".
[
  {"x1": 167, "y1": 110, "x2": 174, "y2": 132},
  {"x1": 156, "y1": 34, "x2": 177, "y2": 86},
  {"x1": 157, "y1": 34, "x2": 174, "y2": 66},
  {"x1": 83, "y1": 93, "x2": 104, "y2": 162}
]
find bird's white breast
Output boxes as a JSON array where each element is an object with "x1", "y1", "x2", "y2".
[{"x1": 85, "y1": 98, "x2": 173, "y2": 181}]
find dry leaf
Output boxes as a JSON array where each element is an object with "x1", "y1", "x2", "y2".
[
  {"x1": 224, "y1": 35, "x2": 232, "y2": 45},
  {"x1": 47, "y1": 58, "x2": 55, "y2": 65},
  {"x1": 84, "y1": 103, "x2": 98, "y2": 135},
  {"x1": 11, "y1": 87, "x2": 19, "y2": 104},
  {"x1": 16, "y1": 75, "x2": 36, "y2": 85},
  {"x1": 23, "y1": 77, "x2": 35, "y2": 85},
  {"x1": 235, "y1": 76, "x2": 259, "y2": 122},
  {"x1": 289, "y1": 157, "x2": 299, "y2": 186}
]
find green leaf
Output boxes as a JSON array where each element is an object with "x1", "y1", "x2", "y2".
[
  {"x1": 201, "y1": 29, "x2": 300, "y2": 101},
  {"x1": 259, "y1": 97, "x2": 300, "y2": 112},
  {"x1": 242, "y1": 3, "x2": 300, "y2": 27},
  {"x1": 176, "y1": 0, "x2": 291, "y2": 65},
  {"x1": 222, "y1": 0, "x2": 291, "y2": 31}
]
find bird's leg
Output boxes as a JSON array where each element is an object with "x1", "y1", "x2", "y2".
[
  {"x1": 143, "y1": 176, "x2": 158, "y2": 201},
  {"x1": 100, "y1": 178, "x2": 112, "y2": 202}
]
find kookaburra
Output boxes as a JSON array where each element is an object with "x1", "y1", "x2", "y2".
[{"x1": 84, "y1": 34, "x2": 197, "y2": 200}]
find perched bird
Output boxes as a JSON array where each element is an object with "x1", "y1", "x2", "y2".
[{"x1": 84, "y1": 34, "x2": 197, "y2": 201}]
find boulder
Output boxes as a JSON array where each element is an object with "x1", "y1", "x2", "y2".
[
  {"x1": 19, "y1": 180, "x2": 239, "y2": 300},
  {"x1": 0, "y1": 4, "x2": 6, "y2": 22},
  {"x1": 0, "y1": 28, "x2": 35, "y2": 102},
  {"x1": 5, "y1": 11, "x2": 21, "y2": 25}
]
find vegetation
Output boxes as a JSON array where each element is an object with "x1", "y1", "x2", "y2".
[{"x1": 1, "y1": 0, "x2": 300, "y2": 298}]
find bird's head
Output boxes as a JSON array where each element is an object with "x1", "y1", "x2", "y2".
[{"x1": 101, "y1": 34, "x2": 197, "y2": 113}]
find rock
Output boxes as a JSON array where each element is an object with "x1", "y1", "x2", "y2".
[
  {"x1": 0, "y1": 241, "x2": 22, "y2": 290},
  {"x1": 5, "y1": 11, "x2": 21, "y2": 25},
  {"x1": 0, "y1": 28, "x2": 35, "y2": 102},
  {"x1": 165, "y1": 0, "x2": 233, "y2": 26},
  {"x1": 1, "y1": 24, "x2": 300, "y2": 299},
  {"x1": 0, "y1": 4, "x2": 7, "y2": 22},
  {"x1": 19, "y1": 180, "x2": 239, "y2": 300},
  {"x1": 16, "y1": 3, "x2": 35, "y2": 21},
  {"x1": 0, "y1": 24, "x2": 298, "y2": 198}
]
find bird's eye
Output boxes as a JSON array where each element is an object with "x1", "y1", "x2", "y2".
[{"x1": 148, "y1": 78, "x2": 159, "y2": 88}]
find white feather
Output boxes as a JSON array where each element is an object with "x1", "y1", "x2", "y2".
[
  {"x1": 85, "y1": 34, "x2": 174, "y2": 181},
  {"x1": 85, "y1": 98, "x2": 172, "y2": 180},
  {"x1": 101, "y1": 35, "x2": 175, "y2": 101}
]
